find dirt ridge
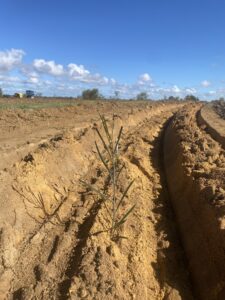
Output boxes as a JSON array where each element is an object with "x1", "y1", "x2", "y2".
[
  {"x1": 164, "y1": 104, "x2": 225, "y2": 300},
  {"x1": 198, "y1": 104, "x2": 225, "y2": 149},
  {"x1": 0, "y1": 101, "x2": 198, "y2": 299}
]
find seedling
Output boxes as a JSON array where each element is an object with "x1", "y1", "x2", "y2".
[{"x1": 81, "y1": 114, "x2": 135, "y2": 240}]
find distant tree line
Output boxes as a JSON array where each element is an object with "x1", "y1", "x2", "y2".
[
  {"x1": 1, "y1": 85, "x2": 224, "y2": 103},
  {"x1": 166, "y1": 95, "x2": 199, "y2": 102}
]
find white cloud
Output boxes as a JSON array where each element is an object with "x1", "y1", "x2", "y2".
[
  {"x1": 0, "y1": 49, "x2": 25, "y2": 72},
  {"x1": 67, "y1": 64, "x2": 112, "y2": 85},
  {"x1": 20, "y1": 65, "x2": 40, "y2": 86},
  {"x1": 138, "y1": 73, "x2": 152, "y2": 85},
  {"x1": 201, "y1": 80, "x2": 211, "y2": 87},
  {"x1": 20, "y1": 65, "x2": 39, "y2": 78},
  {"x1": 185, "y1": 88, "x2": 197, "y2": 94},
  {"x1": 33, "y1": 59, "x2": 64, "y2": 76},
  {"x1": 139, "y1": 73, "x2": 152, "y2": 82},
  {"x1": 0, "y1": 48, "x2": 222, "y2": 99},
  {"x1": 27, "y1": 77, "x2": 39, "y2": 84},
  {"x1": 208, "y1": 90, "x2": 216, "y2": 94},
  {"x1": 79, "y1": 73, "x2": 110, "y2": 85},
  {"x1": 110, "y1": 78, "x2": 116, "y2": 85},
  {"x1": 68, "y1": 63, "x2": 90, "y2": 78},
  {"x1": 0, "y1": 75, "x2": 22, "y2": 83},
  {"x1": 171, "y1": 85, "x2": 181, "y2": 93}
]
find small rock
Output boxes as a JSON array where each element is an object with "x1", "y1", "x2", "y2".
[
  {"x1": 183, "y1": 145, "x2": 190, "y2": 152},
  {"x1": 212, "y1": 154, "x2": 219, "y2": 161},
  {"x1": 200, "y1": 124, "x2": 207, "y2": 130},
  {"x1": 158, "y1": 240, "x2": 170, "y2": 249},
  {"x1": 164, "y1": 288, "x2": 182, "y2": 300},
  {"x1": 219, "y1": 187, "x2": 225, "y2": 194},
  {"x1": 78, "y1": 288, "x2": 88, "y2": 298},
  {"x1": 202, "y1": 161, "x2": 213, "y2": 171},
  {"x1": 208, "y1": 156, "x2": 214, "y2": 164}
]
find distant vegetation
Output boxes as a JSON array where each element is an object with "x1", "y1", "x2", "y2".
[
  {"x1": 81, "y1": 88, "x2": 102, "y2": 100},
  {"x1": 136, "y1": 92, "x2": 148, "y2": 100},
  {"x1": 0, "y1": 86, "x2": 210, "y2": 103},
  {"x1": 184, "y1": 94, "x2": 199, "y2": 102}
]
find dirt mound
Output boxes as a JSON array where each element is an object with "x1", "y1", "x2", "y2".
[
  {"x1": 211, "y1": 100, "x2": 225, "y2": 120},
  {"x1": 0, "y1": 101, "x2": 195, "y2": 299},
  {"x1": 198, "y1": 104, "x2": 225, "y2": 149},
  {"x1": 164, "y1": 103, "x2": 225, "y2": 299}
]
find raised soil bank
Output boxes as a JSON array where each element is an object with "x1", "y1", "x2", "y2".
[
  {"x1": 164, "y1": 104, "x2": 225, "y2": 300},
  {"x1": 0, "y1": 101, "x2": 194, "y2": 299},
  {"x1": 198, "y1": 104, "x2": 225, "y2": 149}
]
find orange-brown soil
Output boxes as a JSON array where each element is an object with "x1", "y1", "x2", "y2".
[
  {"x1": 0, "y1": 99, "x2": 224, "y2": 300},
  {"x1": 165, "y1": 103, "x2": 225, "y2": 299}
]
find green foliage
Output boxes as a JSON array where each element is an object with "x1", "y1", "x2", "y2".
[
  {"x1": 136, "y1": 92, "x2": 148, "y2": 100},
  {"x1": 0, "y1": 88, "x2": 3, "y2": 97},
  {"x1": 81, "y1": 88, "x2": 101, "y2": 100},
  {"x1": 81, "y1": 114, "x2": 135, "y2": 240},
  {"x1": 184, "y1": 94, "x2": 199, "y2": 102},
  {"x1": 167, "y1": 96, "x2": 180, "y2": 101}
]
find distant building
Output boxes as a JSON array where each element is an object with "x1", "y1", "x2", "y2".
[
  {"x1": 26, "y1": 90, "x2": 35, "y2": 98},
  {"x1": 14, "y1": 93, "x2": 24, "y2": 98}
]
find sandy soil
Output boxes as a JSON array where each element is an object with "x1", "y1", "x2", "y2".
[
  {"x1": 165, "y1": 103, "x2": 225, "y2": 299},
  {"x1": 0, "y1": 99, "x2": 224, "y2": 300},
  {"x1": 212, "y1": 100, "x2": 225, "y2": 120},
  {"x1": 199, "y1": 103, "x2": 225, "y2": 149}
]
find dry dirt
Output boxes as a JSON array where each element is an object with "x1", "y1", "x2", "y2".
[
  {"x1": 211, "y1": 100, "x2": 225, "y2": 120},
  {"x1": 0, "y1": 99, "x2": 224, "y2": 300}
]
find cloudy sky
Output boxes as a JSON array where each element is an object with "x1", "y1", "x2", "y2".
[{"x1": 0, "y1": 0, "x2": 225, "y2": 99}]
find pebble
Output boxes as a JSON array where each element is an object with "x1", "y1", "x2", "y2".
[
  {"x1": 164, "y1": 288, "x2": 182, "y2": 300},
  {"x1": 79, "y1": 288, "x2": 88, "y2": 298}
]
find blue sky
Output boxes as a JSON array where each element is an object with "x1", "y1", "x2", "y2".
[{"x1": 0, "y1": 0, "x2": 225, "y2": 99}]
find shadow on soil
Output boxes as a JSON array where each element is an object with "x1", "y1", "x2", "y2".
[
  {"x1": 58, "y1": 195, "x2": 103, "y2": 299},
  {"x1": 150, "y1": 118, "x2": 195, "y2": 300}
]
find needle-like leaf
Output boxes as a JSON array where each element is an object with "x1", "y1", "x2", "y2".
[
  {"x1": 114, "y1": 204, "x2": 136, "y2": 229},
  {"x1": 115, "y1": 164, "x2": 125, "y2": 185},
  {"x1": 80, "y1": 180, "x2": 112, "y2": 219},
  {"x1": 99, "y1": 114, "x2": 112, "y2": 148},
  {"x1": 114, "y1": 126, "x2": 123, "y2": 155},
  {"x1": 115, "y1": 179, "x2": 135, "y2": 214},
  {"x1": 95, "y1": 127, "x2": 112, "y2": 158},
  {"x1": 83, "y1": 114, "x2": 135, "y2": 240},
  {"x1": 95, "y1": 141, "x2": 111, "y2": 175}
]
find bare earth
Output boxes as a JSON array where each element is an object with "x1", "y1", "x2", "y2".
[{"x1": 0, "y1": 99, "x2": 224, "y2": 300}]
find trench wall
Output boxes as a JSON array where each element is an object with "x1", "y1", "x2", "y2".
[
  {"x1": 164, "y1": 116, "x2": 225, "y2": 300},
  {"x1": 198, "y1": 105, "x2": 225, "y2": 149}
]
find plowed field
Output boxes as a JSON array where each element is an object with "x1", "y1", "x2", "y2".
[{"x1": 0, "y1": 99, "x2": 224, "y2": 300}]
